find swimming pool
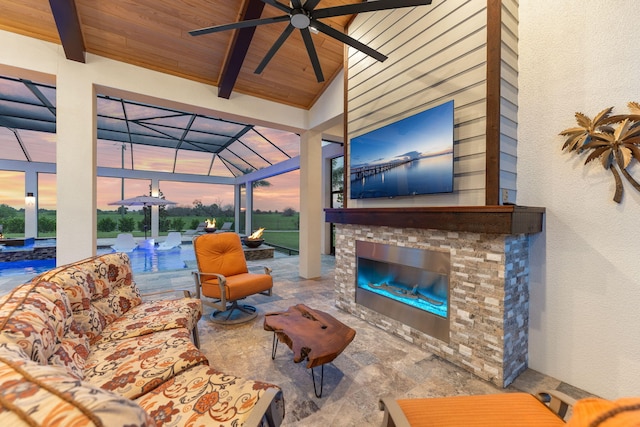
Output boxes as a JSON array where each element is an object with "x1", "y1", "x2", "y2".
[{"x1": 0, "y1": 245, "x2": 196, "y2": 277}]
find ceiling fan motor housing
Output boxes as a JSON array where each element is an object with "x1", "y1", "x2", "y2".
[{"x1": 290, "y1": 9, "x2": 310, "y2": 29}]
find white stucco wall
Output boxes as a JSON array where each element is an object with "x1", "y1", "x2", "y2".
[{"x1": 519, "y1": 1, "x2": 640, "y2": 399}]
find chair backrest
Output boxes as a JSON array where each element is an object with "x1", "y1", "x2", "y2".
[
  {"x1": 220, "y1": 222, "x2": 233, "y2": 231},
  {"x1": 193, "y1": 233, "x2": 248, "y2": 279},
  {"x1": 114, "y1": 233, "x2": 136, "y2": 247},
  {"x1": 165, "y1": 232, "x2": 182, "y2": 245}
]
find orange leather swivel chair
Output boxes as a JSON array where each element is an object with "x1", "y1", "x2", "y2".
[
  {"x1": 192, "y1": 232, "x2": 273, "y2": 324},
  {"x1": 379, "y1": 391, "x2": 574, "y2": 427},
  {"x1": 379, "y1": 391, "x2": 640, "y2": 427}
]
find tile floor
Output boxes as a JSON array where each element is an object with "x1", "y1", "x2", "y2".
[{"x1": 1, "y1": 254, "x2": 594, "y2": 426}]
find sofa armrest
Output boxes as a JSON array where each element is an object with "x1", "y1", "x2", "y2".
[
  {"x1": 136, "y1": 365, "x2": 285, "y2": 427},
  {"x1": 379, "y1": 397, "x2": 412, "y2": 427},
  {"x1": 243, "y1": 387, "x2": 285, "y2": 427}
]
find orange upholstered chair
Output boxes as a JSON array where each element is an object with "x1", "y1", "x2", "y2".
[
  {"x1": 192, "y1": 232, "x2": 273, "y2": 324},
  {"x1": 380, "y1": 392, "x2": 640, "y2": 427},
  {"x1": 379, "y1": 391, "x2": 575, "y2": 427}
]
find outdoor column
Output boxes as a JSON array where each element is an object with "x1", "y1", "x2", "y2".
[
  {"x1": 245, "y1": 181, "x2": 253, "y2": 235},
  {"x1": 24, "y1": 168, "x2": 38, "y2": 238},
  {"x1": 234, "y1": 184, "x2": 241, "y2": 233},
  {"x1": 299, "y1": 129, "x2": 322, "y2": 278},
  {"x1": 151, "y1": 178, "x2": 159, "y2": 239},
  {"x1": 56, "y1": 61, "x2": 97, "y2": 264}
]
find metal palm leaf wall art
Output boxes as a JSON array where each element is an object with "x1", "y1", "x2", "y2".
[{"x1": 559, "y1": 102, "x2": 640, "y2": 203}]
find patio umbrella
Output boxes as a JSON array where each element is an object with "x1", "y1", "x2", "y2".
[{"x1": 109, "y1": 196, "x2": 178, "y2": 238}]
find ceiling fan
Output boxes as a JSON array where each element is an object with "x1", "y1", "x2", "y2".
[{"x1": 190, "y1": 0, "x2": 432, "y2": 83}]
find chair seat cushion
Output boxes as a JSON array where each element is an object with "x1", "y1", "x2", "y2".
[
  {"x1": 396, "y1": 393, "x2": 565, "y2": 426},
  {"x1": 202, "y1": 273, "x2": 272, "y2": 300}
]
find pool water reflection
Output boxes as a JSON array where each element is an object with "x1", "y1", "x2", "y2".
[{"x1": 0, "y1": 245, "x2": 196, "y2": 277}]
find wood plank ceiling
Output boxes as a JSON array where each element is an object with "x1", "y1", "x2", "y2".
[{"x1": 0, "y1": 0, "x2": 359, "y2": 109}]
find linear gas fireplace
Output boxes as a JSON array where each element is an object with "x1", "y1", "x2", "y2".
[
  {"x1": 355, "y1": 241, "x2": 450, "y2": 342},
  {"x1": 329, "y1": 207, "x2": 544, "y2": 387}
]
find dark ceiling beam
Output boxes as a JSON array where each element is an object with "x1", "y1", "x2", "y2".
[
  {"x1": 218, "y1": 0, "x2": 266, "y2": 99},
  {"x1": 49, "y1": 0, "x2": 86, "y2": 62}
]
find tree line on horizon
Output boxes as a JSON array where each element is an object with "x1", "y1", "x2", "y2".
[{"x1": 0, "y1": 200, "x2": 298, "y2": 235}]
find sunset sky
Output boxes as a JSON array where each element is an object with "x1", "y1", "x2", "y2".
[
  {"x1": 1, "y1": 124, "x2": 302, "y2": 213},
  {"x1": 0, "y1": 169, "x2": 300, "y2": 213},
  {"x1": 0, "y1": 80, "x2": 305, "y2": 215}
]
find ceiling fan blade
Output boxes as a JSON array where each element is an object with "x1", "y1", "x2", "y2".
[
  {"x1": 312, "y1": 20, "x2": 387, "y2": 62},
  {"x1": 261, "y1": 0, "x2": 292, "y2": 14},
  {"x1": 290, "y1": 0, "x2": 303, "y2": 9},
  {"x1": 303, "y1": 0, "x2": 323, "y2": 11},
  {"x1": 189, "y1": 15, "x2": 289, "y2": 36},
  {"x1": 300, "y1": 28, "x2": 324, "y2": 82},
  {"x1": 255, "y1": 24, "x2": 296, "y2": 75},
  {"x1": 313, "y1": 0, "x2": 432, "y2": 20}
]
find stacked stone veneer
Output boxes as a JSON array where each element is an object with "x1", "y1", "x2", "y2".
[
  {"x1": 334, "y1": 224, "x2": 530, "y2": 387},
  {"x1": 0, "y1": 246, "x2": 56, "y2": 262}
]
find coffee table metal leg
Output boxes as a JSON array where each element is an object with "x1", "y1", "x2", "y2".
[
  {"x1": 311, "y1": 365, "x2": 324, "y2": 398},
  {"x1": 271, "y1": 332, "x2": 278, "y2": 360}
]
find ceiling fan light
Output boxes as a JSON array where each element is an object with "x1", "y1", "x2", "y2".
[{"x1": 290, "y1": 10, "x2": 310, "y2": 29}]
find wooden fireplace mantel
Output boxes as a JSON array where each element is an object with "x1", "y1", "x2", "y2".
[{"x1": 324, "y1": 205, "x2": 545, "y2": 235}]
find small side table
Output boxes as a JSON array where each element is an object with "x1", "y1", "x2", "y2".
[{"x1": 263, "y1": 304, "x2": 356, "y2": 397}]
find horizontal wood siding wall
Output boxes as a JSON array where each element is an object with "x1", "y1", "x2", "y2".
[
  {"x1": 500, "y1": 0, "x2": 518, "y2": 201},
  {"x1": 347, "y1": 0, "x2": 488, "y2": 207}
]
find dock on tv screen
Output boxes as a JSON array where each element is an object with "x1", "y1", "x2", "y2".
[{"x1": 350, "y1": 100, "x2": 454, "y2": 200}]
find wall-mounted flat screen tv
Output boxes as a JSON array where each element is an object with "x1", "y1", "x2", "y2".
[{"x1": 350, "y1": 100, "x2": 454, "y2": 199}]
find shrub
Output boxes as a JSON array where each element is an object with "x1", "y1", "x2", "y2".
[
  {"x1": 137, "y1": 219, "x2": 149, "y2": 233},
  {"x1": 38, "y1": 216, "x2": 56, "y2": 233},
  {"x1": 4, "y1": 217, "x2": 24, "y2": 233},
  {"x1": 171, "y1": 218, "x2": 185, "y2": 231},
  {"x1": 118, "y1": 216, "x2": 135, "y2": 232},
  {"x1": 98, "y1": 217, "x2": 117, "y2": 232},
  {"x1": 159, "y1": 218, "x2": 171, "y2": 232}
]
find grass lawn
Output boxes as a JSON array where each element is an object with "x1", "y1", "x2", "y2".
[{"x1": 262, "y1": 231, "x2": 299, "y2": 251}]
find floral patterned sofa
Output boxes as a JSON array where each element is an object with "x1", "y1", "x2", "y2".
[{"x1": 0, "y1": 252, "x2": 284, "y2": 427}]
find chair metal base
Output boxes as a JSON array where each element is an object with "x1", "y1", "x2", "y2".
[{"x1": 209, "y1": 301, "x2": 258, "y2": 325}]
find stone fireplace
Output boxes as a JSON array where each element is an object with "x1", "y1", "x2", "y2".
[{"x1": 326, "y1": 206, "x2": 545, "y2": 388}]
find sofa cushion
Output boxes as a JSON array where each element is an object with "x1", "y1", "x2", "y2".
[
  {"x1": 0, "y1": 346, "x2": 155, "y2": 427},
  {"x1": 0, "y1": 281, "x2": 89, "y2": 379},
  {"x1": 37, "y1": 253, "x2": 143, "y2": 342},
  {"x1": 83, "y1": 328, "x2": 208, "y2": 399},
  {"x1": 93, "y1": 297, "x2": 202, "y2": 344},
  {"x1": 136, "y1": 364, "x2": 284, "y2": 427}
]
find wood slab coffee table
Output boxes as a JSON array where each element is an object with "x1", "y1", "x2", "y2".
[{"x1": 263, "y1": 304, "x2": 356, "y2": 397}]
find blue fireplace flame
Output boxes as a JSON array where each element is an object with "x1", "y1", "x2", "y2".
[{"x1": 357, "y1": 257, "x2": 448, "y2": 318}]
